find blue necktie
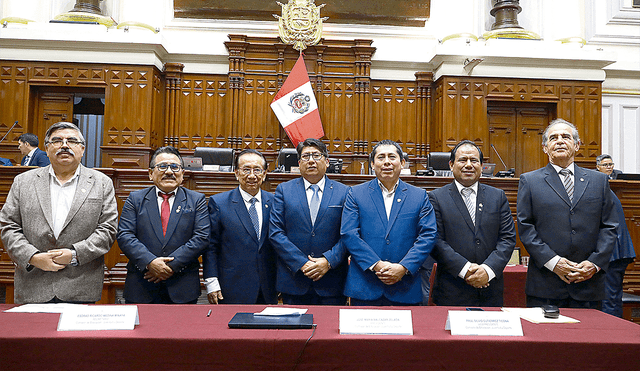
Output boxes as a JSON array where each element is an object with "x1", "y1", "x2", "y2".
[
  {"x1": 248, "y1": 197, "x2": 260, "y2": 239},
  {"x1": 22, "y1": 155, "x2": 30, "y2": 166},
  {"x1": 309, "y1": 184, "x2": 320, "y2": 225}
]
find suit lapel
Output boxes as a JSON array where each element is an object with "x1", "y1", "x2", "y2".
[
  {"x1": 232, "y1": 188, "x2": 259, "y2": 244},
  {"x1": 448, "y1": 182, "x2": 475, "y2": 231},
  {"x1": 475, "y1": 184, "x2": 485, "y2": 231},
  {"x1": 259, "y1": 190, "x2": 271, "y2": 248},
  {"x1": 386, "y1": 180, "x2": 407, "y2": 236},
  {"x1": 543, "y1": 163, "x2": 572, "y2": 207},
  {"x1": 294, "y1": 178, "x2": 314, "y2": 228},
  {"x1": 144, "y1": 187, "x2": 165, "y2": 242},
  {"x1": 572, "y1": 166, "x2": 589, "y2": 206},
  {"x1": 34, "y1": 167, "x2": 54, "y2": 231},
  {"x1": 368, "y1": 180, "x2": 389, "y2": 231},
  {"x1": 163, "y1": 187, "x2": 186, "y2": 243},
  {"x1": 61, "y1": 165, "x2": 92, "y2": 233}
]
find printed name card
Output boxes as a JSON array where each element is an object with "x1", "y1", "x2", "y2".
[
  {"x1": 446, "y1": 310, "x2": 523, "y2": 336},
  {"x1": 57, "y1": 305, "x2": 139, "y2": 331},
  {"x1": 339, "y1": 309, "x2": 413, "y2": 335}
]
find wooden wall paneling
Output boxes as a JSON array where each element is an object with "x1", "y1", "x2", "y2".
[
  {"x1": 516, "y1": 106, "x2": 550, "y2": 176},
  {"x1": 415, "y1": 72, "x2": 432, "y2": 162},
  {"x1": 151, "y1": 69, "x2": 165, "y2": 151},
  {"x1": 487, "y1": 106, "x2": 516, "y2": 172},
  {"x1": 354, "y1": 41, "x2": 375, "y2": 156},
  {"x1": 163, "y1": 63, "x2": 184, "y2": 148},
  {"x1": 0, "y1": 63, "x2": 29, "y2": 164}
]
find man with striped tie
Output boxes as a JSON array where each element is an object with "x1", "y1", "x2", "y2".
[
  {"x1": 517, "y1": 119, "x2": 617, "y2": 309},
  {"x1": 428, "y1": 140, "x2": 516, "y2": 307}
]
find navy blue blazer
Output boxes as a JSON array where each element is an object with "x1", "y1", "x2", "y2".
[
  {"x1": 22, "y1": 148, "x2": 50, "y2": 167},
  {"x1": 203, "y1": 188, "x2": 277, "y2": 304},
  {"x1": 116, "y1": 186, "x2": 210, "y2": 303},
  {"x1": 429, "y1": 182, "x2": 516, "y2": 306},
  {"x1": 269, "y1": 176, "x2": 349, "y2": 297},
  {"x1": 341, "y1": 179, "x2": 437, "y2": 304},
  {"x1": 610, "y1": 191, "x2": 635, "y2": 262},
  {"x1": 517, "y1": 164, "x2": 617, "y2": 301}
]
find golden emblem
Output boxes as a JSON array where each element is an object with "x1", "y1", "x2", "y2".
[{"x1": 274, "y1": 0, "x2": 327, "y2": 51}]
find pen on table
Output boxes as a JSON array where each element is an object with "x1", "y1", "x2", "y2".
[{"x1": 207, "y1": 309, "x2": 212, "y2": 317}]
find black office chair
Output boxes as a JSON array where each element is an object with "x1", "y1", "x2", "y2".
[
  {"x1": 193, "y1": 147, "x2": 235, "y2": 171},
  {"x1": 276, "y1": 148, "x2": 299, "y2": 172},
  {"x1": 427, "y1": 152, "x2": 450, "y2": 170}
]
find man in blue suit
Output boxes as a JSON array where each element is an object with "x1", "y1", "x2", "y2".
[
  {"x1": 517, "y1": 119, "x2": 617, "y2": 309},
  {"x1": 203, "y1": 149, "x2": 277, "y2": 304},
  {"x1": 341, "y1": 140, "x2": 437, "y2": 305},
  {"x1": 117, "y1": 146, "x2": 209, "y2": 304},
  {"x1": 429, "y1": 140, "x2": 516, "y2": 307},
  {"x1": 270, "y1": 138, "x2": 349, "y2": 305},
  {"x1": 18, "y1": 133, "x2": 50, "y2": 167},
  {"x1": 596, "y1": 156, "x2": 636, "y2": 317}
]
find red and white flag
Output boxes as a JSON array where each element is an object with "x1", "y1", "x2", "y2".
[{"x1": 270, "y1": 55, "x2": 324, "y2": 147}]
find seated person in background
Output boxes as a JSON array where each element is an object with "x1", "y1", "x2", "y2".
[
  {"x1": 18, "y1": 133, "x2": 50, "y2": 167},
  {"x1": 596, "y1": 154, "x2": 622, "y2": 180},
  {"x1": 117, "y1": 146, "x2": 209, "y2": 304}
]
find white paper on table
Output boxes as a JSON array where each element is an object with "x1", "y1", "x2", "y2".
[
  {"x1": 502, "y1": 307, "x2": 580, "y2": 324},
  {"x1": 254, "y1": 307, "x2": 307, "y2": 316},
  {"x1": 339, "y1": 309, "x2": 413, "y2": 335},
  {"x1": 4, "y1": 303, "x2": 86, "y2": 313},
  {"x1": 446, "y1": 310, "x2": 523, "y2": 336},
  {"x1": 57, "y1": 305, "x2": 139, "y2": 331}
]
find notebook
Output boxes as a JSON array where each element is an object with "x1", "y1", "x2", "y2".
[{"x1": 228, "y1": 312, "x2": 314, "y2": 329}]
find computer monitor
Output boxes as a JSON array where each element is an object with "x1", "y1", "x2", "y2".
[{"x1": 481, "y1": 163, "x2": 496, "y2": 177}]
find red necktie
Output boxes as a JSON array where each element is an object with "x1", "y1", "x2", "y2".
[{"x1": 160, "y1": 192, "x2": 173, "y2": 236}]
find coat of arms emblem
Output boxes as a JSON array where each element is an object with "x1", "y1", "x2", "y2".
[{"x1": 274, "y1": 0, "x2": 327, "y2": 51}]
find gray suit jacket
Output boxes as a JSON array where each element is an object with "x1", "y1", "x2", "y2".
[{"x1": 0, "y1": 165, "x2": 118, "y2": 303}]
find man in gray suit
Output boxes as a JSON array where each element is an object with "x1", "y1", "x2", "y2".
[
  {"x1": 517, "y1": 119, "x2": 617, "y2": 309},
  {"x1": 0, "y1": 122, "x2": 118, "y2": 304}
]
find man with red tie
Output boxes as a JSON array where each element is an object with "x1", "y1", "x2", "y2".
[{"x1": 117, "y1": 146, "x2": 209, "y2": 304}]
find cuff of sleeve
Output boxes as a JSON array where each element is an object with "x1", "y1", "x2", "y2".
[
  {"x1": 204, "y1": 277, "x2": 221, "y2": 293},
  {"x1": 481, "y1": 264, "x2": 495, "y2": 281},
  {"x1": 458, "y1": 261, "x2": 472, "y2": 279},
  {"x1": 69, "y1": 248, "x2": 78, "y2": 266},
  {"x1": 545, "y1": 255, "x2": 561, "y2": 271}
]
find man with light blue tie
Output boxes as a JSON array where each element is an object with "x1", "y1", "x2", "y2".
[{"x1": 270, "y1": 138, "x2": 349, "y2": 305}]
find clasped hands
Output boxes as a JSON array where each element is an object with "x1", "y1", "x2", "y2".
[
  {"x1": 145, "y1": 257, "x2": 174, "y2": 283},
  {"x1": 464, "y1": 263, "x2": 490, "y2": 288},
  {"x1": 301, "y1": 255, "x2": 330, "y2": 282},
  {"x1": 29, "y1": 248, "x2": 74, "y2": 271},
  {"x1": 553, "y1": 257, "x2": 597, "y2": 284},
  {"x1": 373, "y1": 261, "x2": 407, "y2": 285}
]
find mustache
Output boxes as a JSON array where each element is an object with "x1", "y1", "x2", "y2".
[
  {"x1": 55, "y1": 148, "x2": 75, "y2": 156},
  {"x1": 162, "y1": 174, "x2": 176, "y2": 180}
]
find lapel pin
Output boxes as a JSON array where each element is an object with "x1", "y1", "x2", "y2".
[
  {"x1": 265, "y1": 204, "x2": 269, "y2": 208},
  {"x1": 81, "y1": 189, "x2": 86, "y2": 193},
  {"x1": 580, "y1": 178, "x2": 584, "y2": 182},
  {"x1": 397, "y1": 198, "x2": 401, "y2": 202},
  {"x1": 176, "y1": 205, "x2": 181, "y2": 213},
  {"x1": 479, "y1": 203, "x2": 483, "y2": 208}
]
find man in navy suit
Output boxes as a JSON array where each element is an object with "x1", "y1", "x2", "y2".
[
  {"x1": 117, "y1": 146, "x2": 209, "y2": 304},
  {"x1": 203, "y1": 149, "x2": 277, "y2": 304},
  {"x1": 429, "y1": 140, "x2": 516, "y2": 307},
  {"x1": 596, "y1": 155, "x2": 636, "y2": 317},
  {"x1": 517, "y1": 119, "x2": 617, "y2": 309},
  {"x1": 18, "y1": 133, "x2": 50, "y2": 167},
  {"x1": 270, "y1": 138, "x2": 349, "y2": 305},
  {"x1": 341, "y1": 140, "x2": 437, "y2": 305}
]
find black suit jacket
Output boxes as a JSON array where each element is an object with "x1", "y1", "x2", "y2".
[
  {"x1": 429, "y1": 182, "x2": 516, "y2": 306},
  {"x1": 610, "y1": 169, "x2": 622, "y2": 180},
  {"x1": 517, "y1": 164, "x2": 617, "y2": 301}
]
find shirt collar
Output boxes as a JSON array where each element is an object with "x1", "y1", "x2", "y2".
[
  {"x1": 454, "y1": 180, "x2": 478, "y2": 194},
  {"x1": 378, "y1": 179, "x2": 399, "y2": 195},
  {"x1": 48, "y1": 165, "x2": 81, "y2": 186},
  {"x1": 239, "y1": 186, "x2": 262, "y2": 204},
  {"x1": 155, "y1": 186, "x2": 178, "y2": 197},
  {"x1": 550, "y1": 162, "x2": 575, "y2": 175},
  {"x1": 303, "y1": 175, "x2": 326, "y2": 192},
  {"x1": 26, "y1": 148, "x2": 37, "y2": 157}
]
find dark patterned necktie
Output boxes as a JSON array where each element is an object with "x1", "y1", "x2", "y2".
[{"x1": 559, "y1": 169, "x2": 574, "y2": 202}]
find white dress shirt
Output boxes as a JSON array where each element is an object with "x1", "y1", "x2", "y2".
[{"x1": 49, "y1": 166, "x2": 81, "y2": 265}]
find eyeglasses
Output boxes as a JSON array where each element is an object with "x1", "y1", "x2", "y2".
[
  {"x1": 300, "y1": 152, "x2": 324, "y2": 161},
  {"x1": 240, "y1": 167, "x2": 265, "y2": 175},
  {"x1": 46, "y1": 137, "x2": 84, "y2": 148},
  {"x1": 599, "y1": 163, "x2": 615, "y2": 168},
  {"x1": 152, "y1": 163, "x2": 183, "y2": 172}
]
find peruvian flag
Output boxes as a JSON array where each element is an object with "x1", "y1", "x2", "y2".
[{"x1": 270, "y1": 55, "x2": 324, "y2": 147}]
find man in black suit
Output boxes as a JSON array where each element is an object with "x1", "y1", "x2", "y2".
[
  {"x1": 517, "y1": 119, "x2": 617, "y2": 309},
  {"x1": 18, "y1": 133, "x2": 50, "y2": 167},
  {"x1": 428, "y1": 140, "x2": 516, "y2": 307},
  {"x1": 596, "y1": 154, "x2": 622, "y2": 180}
]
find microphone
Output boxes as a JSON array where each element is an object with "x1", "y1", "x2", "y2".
[
  {"x1": 491, "y1": 144, "x2": 515, "y2": 178},
  {"x1": 0, "y1": 121, "x2": 18, "y2": 144}
]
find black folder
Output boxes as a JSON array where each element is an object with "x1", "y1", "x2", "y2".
[{"x1": 228, "y1": 312, "x2": 314, "y2": 329}]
